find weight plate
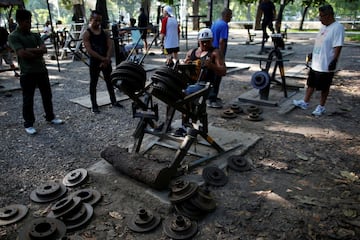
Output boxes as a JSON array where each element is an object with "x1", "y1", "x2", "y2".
[
  {"x1": 18, "y1": 217, "x2": 66, "y2": 240},
  {"x1": 246, "y1": 105, "x2": 263, "y2": 114},
  {"x1": 202, "y1": 166, "x2": 228, "y2": 187},
  {"x1": 30, "y1": 182, "x2": 67, "y2": 203},
  {"x1": 0, "y1": 204, "x2": 28, "y2": 226},
  {"x1": 246, "y1": 112, "x2": 263, "y2": 121},
  {"x1": 230, "y1": 103, "x2": 243, "y2": 114},
  {"x1": 62, "y1": 203, "x2": 93, "y2": 232},
  {"x1": 251, "y1": 71, "x2": 270, "y2": 90},
  {"x1": 63, "y1": 168, "x2": 88, "y2": 187},
  {"x1": 174, "y1": 201, "x2": 206, "y2": 220},
  {"x1": 127, "y1": 208, "x2": 161, "y2": 233},
  {"x1": 163, "y1": 215, "x2": 198, "y2": 240},
  {"x1": 69, "y1": 188, "x2": 102, "y2": 206},
  {"x1": 227, "y1": 155, "x2": 251, "y2": 172},
  {"x1": 168, "y1": 180, "x2": 199, "y2": 203},
  {"x1": 221, "y1": 109, "x2": 237, "y2": 119},
  {"x1": 190, "y1": 187, "x2": 216, "y2": 213},
  {"x1": 47, "y1": 196, "x2": 82, "y2": 219}
]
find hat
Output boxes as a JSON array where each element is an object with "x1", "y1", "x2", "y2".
[
  {"x1": 164, "y1": 6, "x2": 173, "y2": 16},
  {"x1": 198, "y1": 28, "x2": 213, "y2": 41}
]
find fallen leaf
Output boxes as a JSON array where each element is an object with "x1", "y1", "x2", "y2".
[
  {"x1": 109, "y1": 211, "x2": 124, "y2": 220},
  {"x1": 340, "y1": 171, "x2": 359, "y2": 182}
]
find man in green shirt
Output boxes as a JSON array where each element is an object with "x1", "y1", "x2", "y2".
[{"x1": 8, "y1": 9, "x2": 63, "y2": 135}]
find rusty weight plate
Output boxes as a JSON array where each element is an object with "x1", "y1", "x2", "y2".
[
  {"x1": 202, "y1": 166, "x2": 228, "y2": 187},
  {"x1": 163, "y1": 215, "x2": 198, "y2": 240},
  {"x1": 127, "y1": 208, "x2": 161, "y2": 233},
  {"x1": 30, "y1": 182, "x2": 67, "y2": 203},
  {"x1": 63, "y1": 168, "x2": 88, "y2": 187},
  {"x1": 0, "y1": 204, "x2": 28, "y2": 226},
  {"x1": 168, "y1": 180, "x2": 199, "y2": 203},
  {"x1": 18, "y1": 217, "x2": 67, "y2": 240},
  {"x1": 190, "y1": 187, "x2": 216, "y2": 213},
  {"x1": 69, "y1": 188, "x2": 102, "y2": 206},
  {"x1": 227, "y1": 155, "x2": 251, "y2": 172}
]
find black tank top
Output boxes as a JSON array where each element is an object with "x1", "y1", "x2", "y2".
[
  {"x1": 87, "y1": 28, "x2": 107, "y2": 57},
  {"x1": 189, "y1": 47, "x2": 216, "y2": 83}
]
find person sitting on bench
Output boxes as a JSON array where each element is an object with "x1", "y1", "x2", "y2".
[
  {"x1": 174, "y1": 28, "x2": 226, "y2": 136},
  {"x1": 120, "y1": 18, "x2": 144, "y2": 55}
]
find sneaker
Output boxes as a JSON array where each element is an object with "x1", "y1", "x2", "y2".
[
  {"x1": 14, "y1": 72, "x2": 20, "y2": 77},
  {"x1": 173, "y1": 127, "x2": 186, "y2": 137},
  {"x1": 92, "y1": 107, "x2": 100, "y2": 114},
  {"x1": 50, "y1": 118, "x2": 64, "y2": 125},
  {"x1": 207, "y1": 101, "x2": 223, "y2": 109},
  {"x1": 312, "y1": 105, "x2": 326, "y2": 116},
  {"x1": 293, "y1": 99, "x2": 309, "y2": 110},
  {"x1": 25, "y1": 127, "x2": 37, "y2": 135},
  {"x1": 112, "y1": 102, "x2": 123, "y2": 108}
]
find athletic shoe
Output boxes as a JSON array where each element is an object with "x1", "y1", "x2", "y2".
[
  {"x1": 50, "y1": 118, "x2": 64, "y2": 124},
  {"x1": 207, "y1": 101, "x2": 223, "y2": 109},
  {"x1": 293, "y1": 99, "x2": 309, "y2": 110},
  {"x1": 25, "y1": 127, "x2": 37, "y2": 135},
  {"x1": 312, "y1": 105, "x2": 326, "y2": 116},
  {"x1": 173, "y1": 128, "x2": 186, "y2": 137}
]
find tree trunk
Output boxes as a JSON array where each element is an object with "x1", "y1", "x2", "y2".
[
  {"x1": 96, "y1": 0, "x2": 109, "y2": 29},
  {"x1": 275, "y1": 1, "x2": 286, "y2": 33},
  {"x1": 192, "y1": 0, "x2": 200, "y2": 30},
  {"x1": 299, "y1": 6, "x2": 309, "y2": 31},
  {"x1": 255, "y1": 0, "x2": 262, "y2": 30}
]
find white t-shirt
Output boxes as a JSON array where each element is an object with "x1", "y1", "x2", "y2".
[
  {"x1": 311, "y1": 21, "x2": 344, "y2": 72},
  {"x1": 161, "y1": 16, "x2": 179, "y2": 49}
]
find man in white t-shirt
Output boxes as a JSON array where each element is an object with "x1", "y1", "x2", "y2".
[
  {"x1": 293, "y1": 4, "x2": 344, "y2": 116},
  {"x1": 160, "y1": 5, "x2": 179, "y2": 66}
]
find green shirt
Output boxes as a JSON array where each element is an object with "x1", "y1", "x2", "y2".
[{"x1": 8, "y1": 28, "x2": 47, "y2": 74}]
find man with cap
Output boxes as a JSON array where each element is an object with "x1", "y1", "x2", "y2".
[
  {"x1": 172, "y1": 28, "x2": 226, "y2": 137},
  {"x1": 160, "y1": 5, "x2": 180, "y2": 66}
]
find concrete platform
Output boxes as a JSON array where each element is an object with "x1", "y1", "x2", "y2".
[
  {"x1": 69, "y1": 90, "x2": 128, "y2": 108},
  {"x1": 89, "y1": 122, "x2": 261, "y2": 204}
]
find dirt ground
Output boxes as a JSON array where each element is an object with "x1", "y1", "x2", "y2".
[{"x1": 1, "y1": 30, "x2": 360, "y2": 240}]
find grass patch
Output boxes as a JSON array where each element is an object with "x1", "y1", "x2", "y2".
[{"x1": 346, "y1": 34, "x2": 360, "y2": 43}]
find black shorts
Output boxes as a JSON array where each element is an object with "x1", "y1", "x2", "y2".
[
  {"x1": 165, "y1": 47, "x2": 179, "y2": 54},
  {"x1": 307, "y1": 69, "x2": 334, "y2": 91},
  {"x1": 140, "y1": 30, "x2": 147, "y2": 40}
]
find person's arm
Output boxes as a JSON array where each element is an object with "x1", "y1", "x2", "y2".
[
  {"x1": 203, "y1": 49, "x2": 226, "y2": 76},
  {"x1": 328, "y1": 46, "x2": 342, "y2": 71},
  {"x1": 11, "y1": 34, "x2": 47, "y2": 59},
  {"x1": 219, "y1": 39, "x2": 226, "y2": 57}
]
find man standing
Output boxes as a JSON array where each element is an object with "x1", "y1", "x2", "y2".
[
  {"x1": 8, "y1": 9, "x2": 64, "y2": 135},
  {"x1": 209, "y1": 8, "x2": 232, "y2": 108},
  {"x1": 83, "y1": 10, "x2": 122, "y2": 113},
  {"x1": 138, "y1": 7, "x2": 148, "y2": 50},
  {"x1": 293, "y1": 4, "x2": 344, "y2": 116},
  {"x1": 160, "y1": 5, "x2": 179, "y2": 66},
  {"x1": 260, "y1": 0, "x2": 276, "y2": 40}
]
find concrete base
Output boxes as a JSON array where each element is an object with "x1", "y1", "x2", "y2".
[
  {"x1": 89, "y1": 122, "x2": 261, "y2": 204},
  {"x1": 69, "y1": 91, "x2": 128, "y2": 108}
]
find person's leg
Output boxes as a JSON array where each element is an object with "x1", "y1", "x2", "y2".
[
  {"x1": 304, "y1": 86, "x2": 315, "y2": 103},
  {"x1": 319, "y1": 88, "x2": 329, "y2": 106},
  {"x1": 20, "y1": 74, "x2": 36, "y2": 128},
  {"x1": 102, "y1": 65, "x2": 120, "y2": 106},
  {"x1": 37, "y1": 72, "x2": 56, "y2": 121},
  {"x1": 90, "y1": 64, "x2": 100, "y2": 109}
]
